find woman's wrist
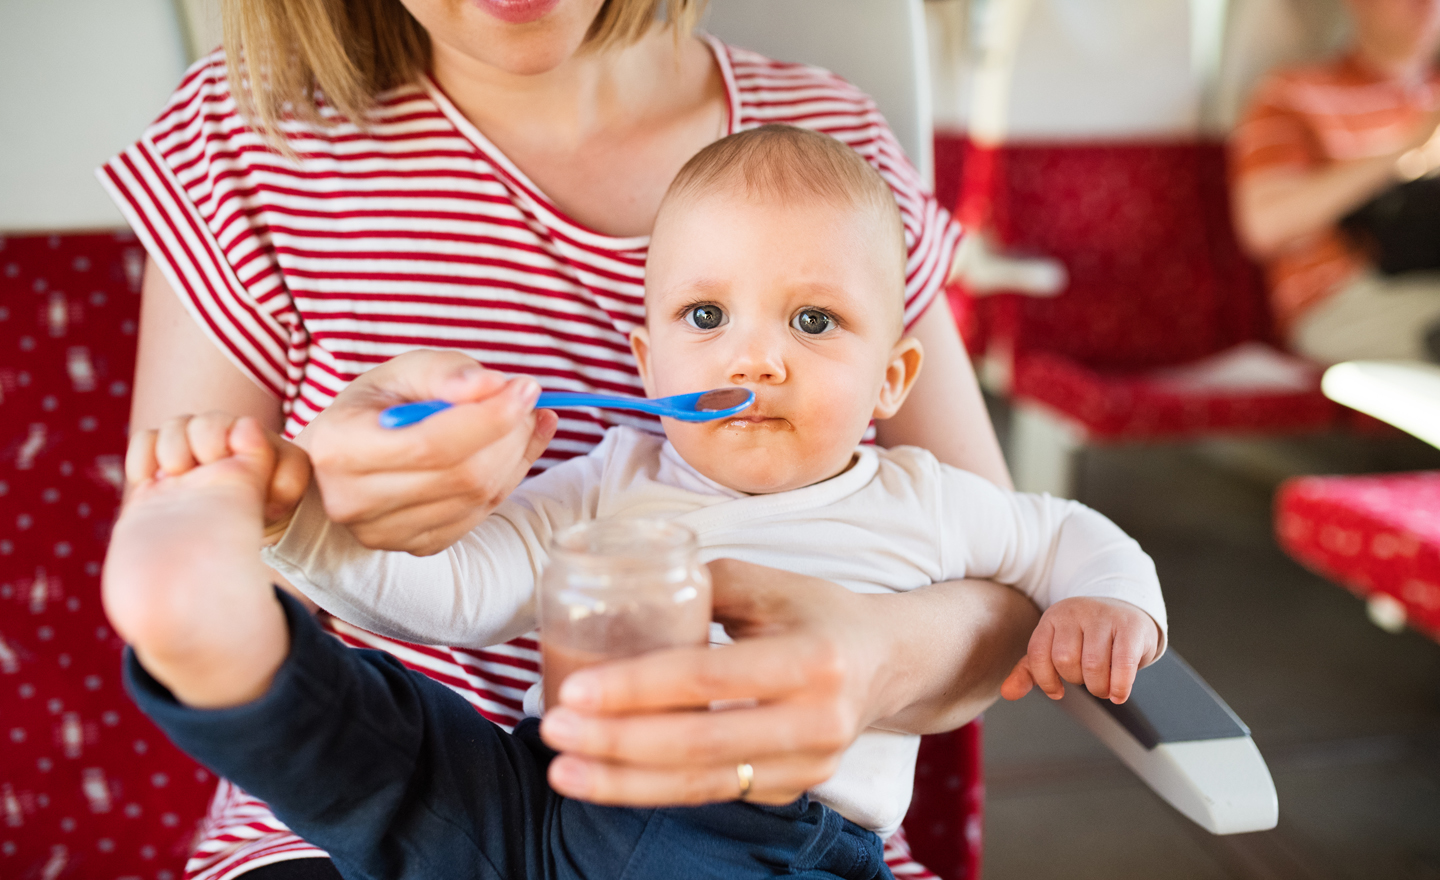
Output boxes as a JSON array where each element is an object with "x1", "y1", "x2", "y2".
[{"x1": 863, "y1": 580, "x2": 1039, "y2": 735}]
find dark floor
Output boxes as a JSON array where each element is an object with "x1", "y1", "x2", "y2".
[{"x1": 980, "y1": 405, "x2": 1440, "y2": 880}]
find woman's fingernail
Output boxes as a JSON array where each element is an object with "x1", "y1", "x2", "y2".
[
  {"x1": 511, "y1": 377, "x2": 541, "y2": 408},
  {"x1": 558, "y1": 673, "x2": 598, "y2": 709},
  {"x1": 549, "y1": 757, "x2": 590, "y2": 795},
  {"x1": 542, "y1": 709, "x2": 580, "y2": 746}
]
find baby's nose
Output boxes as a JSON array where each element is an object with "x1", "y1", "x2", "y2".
[{"x1": 727, "y1": 330, "x2": 787, "y2": 384}]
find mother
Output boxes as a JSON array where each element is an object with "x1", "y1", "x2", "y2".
[{"x1": 103, "y1": 0, "x2": 1036, "y2": 876}]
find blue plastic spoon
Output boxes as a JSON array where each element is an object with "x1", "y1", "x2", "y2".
[{"x1": 379, "y1": 387, "x2": 755, "y2": 428}]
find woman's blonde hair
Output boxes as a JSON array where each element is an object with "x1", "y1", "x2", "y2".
[{"x1": 223, "y1": 0, "x2": 705, "y2": 150}]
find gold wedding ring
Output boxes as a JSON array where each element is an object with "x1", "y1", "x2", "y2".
[{"x1": 735, "y1": 762, "x2": 754, "y2": 800}]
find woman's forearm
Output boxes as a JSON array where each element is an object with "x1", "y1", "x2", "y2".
[
  {"x1": 864, "y1": 578, "x2": 1038, "y2": 734},
  {"x1": 876, "y1": 295, "x2": 1013, "y2": 489}
]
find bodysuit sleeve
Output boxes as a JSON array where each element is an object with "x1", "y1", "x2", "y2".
[
  {"x1": 263, "y1": 445, "x2": 609, "y2": 650},
  {"x1": 935, "y1": 465, "x2": 1168, "y2": 652}
]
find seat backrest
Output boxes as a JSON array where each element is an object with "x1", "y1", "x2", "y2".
[
  {"x1": 1210, "y1": 0, "x2": 1349, "y2": 134},
  {"x1": 958, "y1": 0, "x2": 1280, "y2": 369},
  {"x1": 983, "y1": 141, "x2": 1271, "y2": 369},
  {"x1": 702, "y1": 0, "x2": 934, "y2": 186},
  {"x1": 0, "y1": 232, "x2": 215, "y2": 880},
  {"x1": 0, "y1": 0, "x2": 189, "y2": 231}
]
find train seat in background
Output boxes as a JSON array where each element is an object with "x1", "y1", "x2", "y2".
[
  {"x1": 943, "y1": 0, "x2": 1350, "y2": 498},
  {"x1": 1276, "y1": 362, "x2": 1440, "y2": 645},
  {"x1": 1, "y1": 231, "x2": 216, "y2": 880}
]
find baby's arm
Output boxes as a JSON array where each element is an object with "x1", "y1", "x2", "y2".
[
  {"x1": 104, "y1": 414, "x2": 306, "y2": 707},
  {"x1": 263, "y1": 441, "x2": 604, "y2": 649},
  {"x1": 938, "y1": 466, "x2": 1165, "y2": 705}
]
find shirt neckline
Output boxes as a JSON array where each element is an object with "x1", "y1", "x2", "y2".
[
  {"x1": 650, "y1": 430, "x2": 882, "y2": 530},
  {"x1": 420, "y1": 34, "x2": 739, "y2": 251}
]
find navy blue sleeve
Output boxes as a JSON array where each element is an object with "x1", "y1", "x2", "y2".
[{"x1": 123, "y1": 589, "x2": 554, "y2": 880}]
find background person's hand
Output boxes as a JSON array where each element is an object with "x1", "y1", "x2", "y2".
[
  {"x1": 999, "y1": 596, "x2": 1161, "y2": 705},
  {"x1": 295, "y1": 350, "x2": 558, "y2": 556},
  {"x1": 537, "y1": 559, "x2": 896, "y2": 807}
]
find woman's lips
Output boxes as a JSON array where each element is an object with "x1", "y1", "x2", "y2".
[{"x1": 472, "y1": 0, "x2": 561, "y2": 25}]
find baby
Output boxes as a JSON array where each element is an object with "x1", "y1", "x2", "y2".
[{"x1": 106, "y1": 126, "x2": 1165, "y2": 880}]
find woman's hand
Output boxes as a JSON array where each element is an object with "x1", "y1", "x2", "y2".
[
  {"x1": 296, "y1": 350, "x2": 558, "y2": 556},
  {"x1": 538, "y1": 560, "x2": 884, "y2": 806},
  {"x1": 537, "y1": 559, "x2": 1036, "y2": 807}
]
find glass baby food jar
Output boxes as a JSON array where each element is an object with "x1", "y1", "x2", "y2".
[{"x1": 539, "y1": 518, "x2": 712, "y2": 710}]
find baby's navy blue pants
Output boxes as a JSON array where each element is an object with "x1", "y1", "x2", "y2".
[{"x1": 125, "y1": 590, "x2": 893, "y2": 880}]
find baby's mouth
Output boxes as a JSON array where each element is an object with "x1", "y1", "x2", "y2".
[{"x1": 721, "y1": 413, "x2": 790, "y2": 431}]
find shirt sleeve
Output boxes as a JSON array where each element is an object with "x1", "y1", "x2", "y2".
[
  {"x1": 264, "y1": 445, "x2": 608, "y2": 649},
  {"x1": 1229, "y1": 74, "x2": 1323, "y2": 180},
  {"x1": 935, "y1": 465, "x2": 1168, "y2": 652},
  {"x1": 95, "y1": 52, "x2": 301, "y2": 406}
]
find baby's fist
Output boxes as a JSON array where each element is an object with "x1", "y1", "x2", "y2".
[{"x1": 1001, "y1": 597, "x2": 1160, "y2": 704}]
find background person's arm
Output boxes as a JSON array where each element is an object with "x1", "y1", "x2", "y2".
[
  {"x1": 1233, "y1": 114, "x2": 1440, "y2": 259},
  {"x1": 1234, "y1": 157, "x2": 1410, "y2": 259}
]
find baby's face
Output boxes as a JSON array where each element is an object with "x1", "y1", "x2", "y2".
[{"x1": 633, "y1": 192, "x2": 921, "y2": 494}]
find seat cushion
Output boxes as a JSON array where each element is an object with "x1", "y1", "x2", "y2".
[
  {"x1": 1013, "y1": 347, "x2": 1339, "y2": 441},
  {"x1": 1276, "y1": 472, "x2": 1440, "y2": 641}
]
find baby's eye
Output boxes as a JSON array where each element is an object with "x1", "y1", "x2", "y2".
[
  {"x1": 791, "y1": 308, "x2": 836, "y2": 335},
  {"x1": 683, "y1": 304, "x2": 726, "y2": 331}
]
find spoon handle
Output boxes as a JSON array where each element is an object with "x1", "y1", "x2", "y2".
[
  {"x1": 378, "y1": 392, "x2": 656, "y2": 429},
  {"x1": 533, "y1": 391, "x2": 661, "y2": 415}
]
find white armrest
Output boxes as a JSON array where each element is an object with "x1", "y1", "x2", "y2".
[
  {"x1": 1321, "y1": 360, "x2": 1440, "y2": 449},
  {"x1": 1054, "y1": 650, "x2": 1279, "y2": 835},
  {"x1": 951, "y1": 233, "x2": 1068, "y2": 297}
]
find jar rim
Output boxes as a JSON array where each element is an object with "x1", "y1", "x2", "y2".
[{"x1": 549, "y1": 517, "x2": 698, "y2": 563}]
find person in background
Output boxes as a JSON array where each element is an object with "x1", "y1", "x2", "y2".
[
  {"x1": 100, "y1": 0, "x2": 1036, "y2": 876},
  {"x1": 1231, "y1": 0, "x2": 1440, "y2": 364}
]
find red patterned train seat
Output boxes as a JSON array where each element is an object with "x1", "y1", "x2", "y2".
[
  {"x1": 1, "y1": 231, "x2": 215, "y2": 880},
  {"x1": 952, "y1": 140, "x2": 1342, "y2": 493},
  {"x1": 1275, "y1": 472, "x2": 1440, "y2": 642}
]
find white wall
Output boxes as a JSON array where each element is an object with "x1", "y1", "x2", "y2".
[{"x1": 0, "y1": 0, "x2": 189, "y2": 231}]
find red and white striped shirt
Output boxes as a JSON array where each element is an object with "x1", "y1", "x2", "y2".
[{"x1": 101, "y1": 37, "x2": 958, "y2": 880}]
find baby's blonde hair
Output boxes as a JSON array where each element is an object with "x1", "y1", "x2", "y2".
[{"x1": 660, "y1": 125, "x2": 908, "y2": 310}]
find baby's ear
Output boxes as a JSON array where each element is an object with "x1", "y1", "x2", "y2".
[
  {"x1": 873, "y1": 336, "x2": 923, "y2": 420},
  {"x1": 629, "y1": 326, "x2": 657, "y2": 398}
]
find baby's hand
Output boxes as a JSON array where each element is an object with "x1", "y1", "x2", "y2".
[
  {"x1": 1000, "y1": 597, "x2": 1160, "y2": 704},
  {"x1": 125, "y1": 412, "x2": 311, "y2": 541}
]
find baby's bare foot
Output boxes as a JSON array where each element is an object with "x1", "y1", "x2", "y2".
[{"x1": 103, "y1": 419, "x2": 278, "y2": 653}]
